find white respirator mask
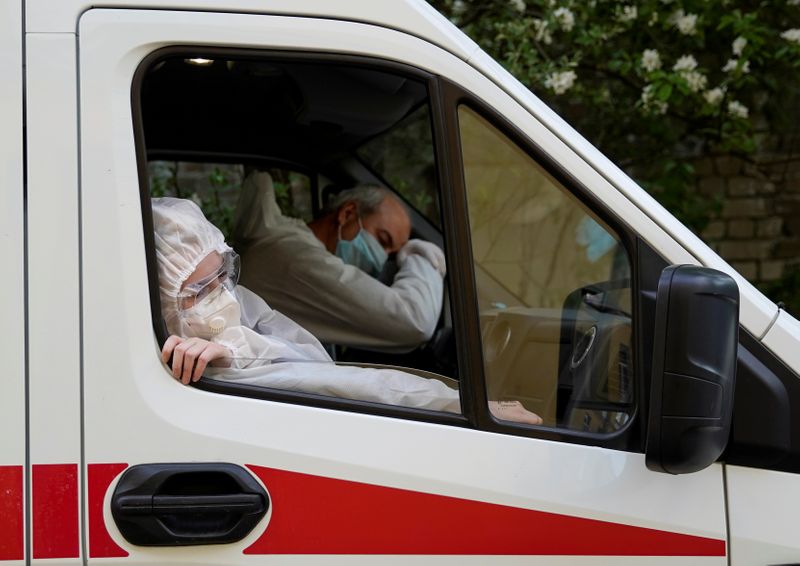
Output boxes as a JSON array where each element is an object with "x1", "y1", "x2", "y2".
[{"x1": 178, "y1": 285, "x2": 241, "y2": 340}]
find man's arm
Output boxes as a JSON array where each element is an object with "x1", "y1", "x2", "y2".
[{"x1": 240, "y1": 237, "x2": 444, "y2": 352}]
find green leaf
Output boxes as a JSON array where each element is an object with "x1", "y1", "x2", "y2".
[{"x1": 656, "y1": 83, "x2": 673, "y2": 101}]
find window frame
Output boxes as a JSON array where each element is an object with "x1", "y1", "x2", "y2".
[
  {"x1": 439, "y1": 79, "x2": 647, "y2": 451},
  {"x1": 131, "y1": 45, "x2": 469, "y2": 427},
  {"x1": 131, "y1": 46, "x2": 654, "y2": 446},
  {"x1": 352, "y1": 101, "x2": 444, "y2": 236}
]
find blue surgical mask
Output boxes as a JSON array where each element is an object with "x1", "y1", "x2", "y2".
[
  {"x1": 575, "y1": 216, "x2": 617, "y2": 263},
  {"x1": 335, "y1": 217, "x2": 388, "y2": 277}
]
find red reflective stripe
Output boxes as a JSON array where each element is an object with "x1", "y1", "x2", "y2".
[
  {"x1": 32, "y1": 464, "x2": 79, "y2": 559},
  {"x1": 88, "y1": 463, "x2": 129, "y2": 558},
  {"x1": 245, "y1": 465, "x2": 725, "y2": 556},
  {"x1": 0, "y1": 466, "x2": 24, "y2": 560}
]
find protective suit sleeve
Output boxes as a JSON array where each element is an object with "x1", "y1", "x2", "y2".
[
  {"x1": 208, "y1": 286, "x2": 331, "y2": 368},
  {"x1": 234, "y1": 286, "x2": 331, "y2": 362},
  {"x1": 397, "y1": 239, "x2": 446, "y2": 277},
  {"x1": 206, "y1": 362, "x2": 460, "y2": 413},
  {"x1": 213, "y1": 325, "x2": 333, "y2": 369},
  {"x1": 240, "y1": 237, "x2": 444, "y2": 352}
]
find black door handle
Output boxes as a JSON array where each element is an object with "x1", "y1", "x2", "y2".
[
  {"x1": 116, "y1": 493, "x2": 265, "y2": 515},
  {"x1": 111, "y1": 463, "x2": 269, "y2": 546}
]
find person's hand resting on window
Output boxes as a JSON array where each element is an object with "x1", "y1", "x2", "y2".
[
  {"x1": 489, "y1": 400, "x2": 543, "y2": 425},
  {"x1": 161, "y1": 335, "x2": 232, "y2": 385}
]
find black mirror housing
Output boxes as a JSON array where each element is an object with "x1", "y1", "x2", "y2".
[{"x1": 646, "y1": 265, "x2": 739, "y2": 474}]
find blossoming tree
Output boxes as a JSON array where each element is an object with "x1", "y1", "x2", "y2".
[{"x1": 431, "y1": 0, "x2": 800, "y2": 232}]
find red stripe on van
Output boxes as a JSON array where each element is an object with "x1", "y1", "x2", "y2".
[
  {"x1": 0, "y1": 466, "x2": 24, "y2": 560},
  {"x1": 244, "y1": 465, "x2": 725, "y2": 556},
  {"x1": 33, "y1": 464, "x2": 79, "y2": 559},
  {"x1": 88, "y1": 463, "x2": 129, "y2": 558}
]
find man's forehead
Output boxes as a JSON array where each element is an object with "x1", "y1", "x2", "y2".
[{"x1": 375, "y1": 195, "x2": 411, "y2": 238}]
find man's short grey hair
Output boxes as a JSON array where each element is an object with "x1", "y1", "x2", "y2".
[{"x1": 326, "y1": 184, "x2": 392, "y2": 217}]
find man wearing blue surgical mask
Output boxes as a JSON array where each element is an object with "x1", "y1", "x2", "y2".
[{"x1": 235, "y1": 172, "x2": 446, "y2": 352}]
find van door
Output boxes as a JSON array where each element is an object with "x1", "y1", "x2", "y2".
[
  {"x1": 79, "y1": 8, "x2": 728, "y2": 563},
  {"x1": 0, "y1": 3, "x2": 26, "y2": 565}
]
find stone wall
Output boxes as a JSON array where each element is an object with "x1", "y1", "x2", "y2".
[{"x1": 697, "y1": 142, "x2": 800, "y2": 289}]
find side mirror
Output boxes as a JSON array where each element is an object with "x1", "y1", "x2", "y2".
[{"x1": 646, "y1": 265, "x2": 739, "y2": 474}]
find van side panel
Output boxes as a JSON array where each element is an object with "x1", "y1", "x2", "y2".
[
  {"x1": 727, "y1": 465, "x2": 800, "y2": 565},
  {"x1": 78, "y1": 10, "x2": 727, "y2": 564},
  {"x1": 0, "y1": 1, "x2": 26, "y2": 564},
  {"x1": 26, "y1": 33, "x2": 83, "y2": 563}
]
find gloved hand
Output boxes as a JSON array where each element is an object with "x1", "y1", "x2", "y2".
[
  {"x1": 489, "y1": 400, "x2": 543, "y2": 425},
  {"x1": 161, "y1": 335, "x2": 233, "y2": 384},
  {"x1": 397, "y1": 239, "x2": 446, "y2": 277}
]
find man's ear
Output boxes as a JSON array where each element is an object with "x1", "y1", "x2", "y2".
[{"x1": 336, "y1": 201, "x2": 358, "y2": 226}]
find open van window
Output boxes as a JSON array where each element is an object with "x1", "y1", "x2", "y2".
[{"x1": 137, "y1": 51, "x2": 464, "y2": 420}]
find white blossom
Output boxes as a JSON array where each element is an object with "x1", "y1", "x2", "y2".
[
  {"x1": 640, "y1": 84, "x2": 668, "y2": 114},
  {"x1": 532, "y1": 18, "x2": 553, "y2": 44},
  {"x1": 669, "y1": 10, "x2": 698, "y2": 35},
  {"x1": 703, "y1": 87, "x2": 725, "y2": 105},
  {"x1": 732, "y1": 36, "x2": 747, "y2": 56},
  {"x1": 781, "y1": 29, "x2": 800, "y2": 44},
  {"x1": 670, "y1": 54, "x2": 705, "y2": 91},
  {"x1": 553, "y1": 7, "x2": 575, "y2": 32},
  {"x1": 641, "y1": 49, "x2": 662, "y2": 72},
  {"x1": 673, "y1": 54, "x2": 698, "y2": 72},
  {"x1": 452, "y1": 0, "x2": 467, "y2": 16},
  {"x1": 618, "y1": 5, "x2": 637, "y2": 22},
  {"x1": 723, "y1": 58, "x2": 750, "y2": 73},
  {"x1": 509, "y1": 0, "x2": 526, "y2": 13},
  {"x1": 677, "y1": 13, "x2": 698, "y2": 35},
  {"x1": 544, "y1": 70, "x2": 577, "y2": 94},
  {"x1": 728, "y1": 100, "x2": 749, "y2": 119},
  {"x1": 788, "y1": 0, "x2": 800, "y2": 6},
  {"x1": 684, "y1": 70, "x2": 708, "y2": 92},
  {"x1": 649, "y1": 12, "x2": 659, "y2": 26}
]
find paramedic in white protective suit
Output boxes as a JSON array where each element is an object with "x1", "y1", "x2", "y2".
[
  {"x1": 232, "y1": 172, "x2": 445, "y2": 352},
  {"x1": 153, "y1": 196, "x2": 542, "y2": 424}
]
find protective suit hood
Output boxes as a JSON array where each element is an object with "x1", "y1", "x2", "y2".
[{"x1": 152, "y1": 197, "x2": 233, "y2": 335}]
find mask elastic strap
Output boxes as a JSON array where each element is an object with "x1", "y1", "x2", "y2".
[{"x1": 338, "y1": 213, "x2": 363, "y2": 243}]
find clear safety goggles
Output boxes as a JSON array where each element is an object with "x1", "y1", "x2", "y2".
[{"x1": 177, "y1": 251, "x2": 240, "y2": 311}]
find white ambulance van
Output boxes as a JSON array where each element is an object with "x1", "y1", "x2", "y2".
[{"x1": 3, "y1": 0, "x2": 800, "y2": 564}]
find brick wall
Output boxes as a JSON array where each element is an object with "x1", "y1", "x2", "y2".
[{"x1": 697, "y1": 143, "x2": 800, "y2": 287}]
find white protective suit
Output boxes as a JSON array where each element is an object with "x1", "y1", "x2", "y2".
[
  {"x1": 232, "y1": 172, "x2": 444, "y2": 352},
  {"x1": 152, "y1": 197, "x2": 460, "y2": 413}
]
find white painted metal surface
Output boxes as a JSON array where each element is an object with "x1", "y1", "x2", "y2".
[
  {"x1": 0, "y1": 0, "x2": 26, "y2": 468},
  {"x1": 762, "y1": 310, "x2": 800, "y2": 376},
  {"x1": 78, "y1": 9, "x2": 726, "y2": 563},
  {"x1": 26, "y1": 32, "x2": 82, "y2": 468},
  {"x1": 26, "y1": 31, "x2": 84, "y2": 565},
  {"x1": 726, "y1": 465, "x2": 800, "y2": 565},
  {"x1": 0, "y1": 1, "x2": 27, "y2": 565},
  {"x1": 27, "y1": 0, "x2": 477, "y2": 59}
]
